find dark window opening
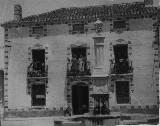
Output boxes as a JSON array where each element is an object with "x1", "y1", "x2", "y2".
[
  {"x1": 72, "y1": 24, "x2": 84, "y2": 33},
  {"x1": 32, "y1": 84, "x2": 46, "y2": 106},
  {"x1": 114, "y1": 44, "x2": 128, "y2": 60},
  {"x1": 72, "y1": 84, "x2": 89, "y2": 115},
  {"x1": 113, "y1": 20, "x2": 126, "y2": 29},
  {"x1": 32, "y1": 49, "x2": 45, "y2": 72},
  {"x1": 113, "y1": 44, "x2": 129, "y2": 74},
  {"x1": 67, "y1": 47, "x2": 90, "y2": 76},
  {"x1": 32, "y1": 26, "x2": 43, "y2": 35},
  {"x1": 71, "y1": 47, "x2": 86, "y2": 59},
  {"x1": 116, "y1": 81, "x2": 130, "y2": 104}
]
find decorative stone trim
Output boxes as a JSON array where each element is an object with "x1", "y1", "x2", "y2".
[
  {"x1": 65, "y1": 76, "x2": 92, "y2": 113},
  {"x1": 3, "y1": 29, "x2": 10, "y2": 109}
]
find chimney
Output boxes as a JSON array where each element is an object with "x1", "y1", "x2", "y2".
[{"x1": 14, "y1": 4, "x2": 22, "y2": 20}]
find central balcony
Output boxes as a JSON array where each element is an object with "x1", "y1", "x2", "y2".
[
  {"x1": 27, "y1": 64, "x2": 48, "y2": 78},
  {"x1": 110, "y1": 59, "x2": 133, "y2": 75},
  {"x1": 67, "y1": 58, "x2": 91, "y2": 76}
]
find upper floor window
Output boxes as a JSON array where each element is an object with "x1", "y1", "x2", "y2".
[
  {"x1": 113, "y1": 44, "x2": 129, "y2": 74},
  {"x1": 32, "y1": 26, "x2": 44, "y2": 35},
  {"x1": 27, "y1": 49, "x2": 47, "y2": 77},
  {"x1": 67, "y1": 46, "x2": 91, "y2": 76},
  {"x1": 72, "y1": 24, "x2": 84, "y2": 34},
  {"x1": 113, "y1": 20, "x2": 126, "y2": 29},
  {"x1": 32, "y1": 49, "x2": 45, "y2": 72}
]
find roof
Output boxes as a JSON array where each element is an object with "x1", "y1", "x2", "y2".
[{"x1": 1, "y1": 2, "x2": 159, "y2": 27}]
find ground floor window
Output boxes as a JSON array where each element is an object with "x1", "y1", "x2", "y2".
[
  {"x1": 116, "y1": 81, "x2": 130, "y2": 104},
  {"x1": 31, "y1": 84, "x2": 46, "y2": 106}
]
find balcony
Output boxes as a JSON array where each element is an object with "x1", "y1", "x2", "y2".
[
  {"x1": 27, "y1": 63, "x2": 48, "y2": 78},
  {"x1": 67, "y1": 58, "x2": 91, "y2": 76},
  {"x1": 110, "y1": 59, "x2": 133, "y2": 75}
]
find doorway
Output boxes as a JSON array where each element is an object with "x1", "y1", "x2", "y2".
[
  {"x1": 31, "y1": 84, "x2": 46, "y2": 106},
  {"x1": 72, "y1": 84, "x2": 89, "y2": 115}
]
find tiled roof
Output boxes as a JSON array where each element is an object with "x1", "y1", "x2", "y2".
[{"x1": 1, "y1": 2, "x2": 159, "y2": 27}]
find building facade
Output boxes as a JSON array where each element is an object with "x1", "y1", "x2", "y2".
[{"x1": 1, "y1": 2, "x2": 159, "y2": 117}]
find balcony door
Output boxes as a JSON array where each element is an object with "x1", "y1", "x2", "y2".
[
  {"x1": 32, "y1": 49, "x2": 45, "y2": 72},
  {"x1": 69, "y1": 47, "x2": 88, "y2": 75},
  {"x1": 113, "y1": 44, "x2": 129, "y2": 73}
]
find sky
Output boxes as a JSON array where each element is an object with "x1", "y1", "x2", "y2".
[{"x1": 0, "y1": 0, "x2": 153, "y2": 68}]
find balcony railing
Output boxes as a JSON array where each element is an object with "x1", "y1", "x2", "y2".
[
  {"x1": 67, "y1": 58, "x2": 91, "y2": 76},
  {"x1": 27, "y1": 63, "x2": 48, "y2": 78},
  {"x1": 110, "y1": 59, "x2": 133, "y2": 74}
]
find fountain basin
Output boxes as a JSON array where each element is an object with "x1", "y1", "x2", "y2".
[{"x1": 54, "y1": 113, "x2": 120, "y2": 126}]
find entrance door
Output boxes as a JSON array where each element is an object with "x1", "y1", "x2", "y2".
[
  {"x1": 31, "y1": 85, "x2": 46, "y2": 106},
  {"x1": 72, "y1": 84, "x2": 89, "y2": 115}
]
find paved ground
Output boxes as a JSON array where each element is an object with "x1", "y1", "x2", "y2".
[{"x1": 1, "y1": 113, "x2": 159, "y2": 126}]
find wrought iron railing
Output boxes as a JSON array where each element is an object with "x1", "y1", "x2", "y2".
[
  {"x1": 27, "y1": 63, "x2": 48, "y2": 77},
  {"x1": 67, "y1": 58, "x2": 91, "y2": 76},
  {"x1": 110, "y1": 59, "x2": 133, "y2": 74}
]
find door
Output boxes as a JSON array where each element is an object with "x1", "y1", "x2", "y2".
[
  {"x1": 72, "y1": 84, "x2": 89, "y2": 115},
  {"x1": 31, "y1": 84, "x2": 46, "y2": 106}
]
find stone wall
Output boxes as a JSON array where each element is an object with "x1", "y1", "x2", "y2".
[{"x1": 3, "y1": 17, "x2": 159, "y2": 113}]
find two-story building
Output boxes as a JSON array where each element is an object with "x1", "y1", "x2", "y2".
[{"x1": 1, "y1": 2, "x2": 159, "y2": 117}]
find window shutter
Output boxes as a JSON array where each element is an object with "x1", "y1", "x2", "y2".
[
  {"x1": 45, "y1": 46, "x2": 48, "y2": 63},
  {"x1": 128, "y1": 41, "x2": 132, "y2": 67},
  {"x1": 109, "y1": 42, "x2": 115, "y2": 61},
  {"x1": 67, "y1": 47, "x2": 72, "y2": 59},
  {"x1": 86, "y1": 45, "x2": 90, "y2": 60},
  {"x1": 28, "y1": 47, "x2": 32, "y2": 64}
]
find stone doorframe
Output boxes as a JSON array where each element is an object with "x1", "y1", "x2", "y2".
[{"x1": 65, "y1": 77, "x2": 94, "y2": 114}]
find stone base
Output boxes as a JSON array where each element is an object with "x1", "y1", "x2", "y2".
[
  {"x1": 4, "y1": 109, "x2": 64, "y2": 118},
  {"x1": 111, "y1": 105, "x2": 159, "y2": 114}
]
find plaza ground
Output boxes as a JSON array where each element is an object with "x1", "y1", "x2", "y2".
[{"x1": 1, "y1": 113, "x2": 159, "y2": 126}]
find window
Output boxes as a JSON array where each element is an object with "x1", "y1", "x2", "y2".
[
  {"x1": 32, "y1": 26, "x2": 43, "y2": 35},
  {"x1": 72, "y1": 24, "x2": 84, "y2": 33},
  {"x1": 114, "y1": 44, "x2": 128, "y2": 59},
  {"x1": 71, "y1": 47, "x2": 86, "y2": 59},
  {"x1": 27, "y1": 49, "x2": 46, "y2": 77},
  {"x1": 32, "y1": 49, "x2": 45, "y2": 72},
  {"x1": 113, "y1": 20, "x2": 126, "y2": 29},
  {"x1": 67, "y1": 47, "x2": 90, "y2": 76},
  {"x1": 116, "y1": 81, "x2": 130, "y2": 104},
  {"x1": 113, "y1": 44, "x2": 129, "y2": 74}
]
